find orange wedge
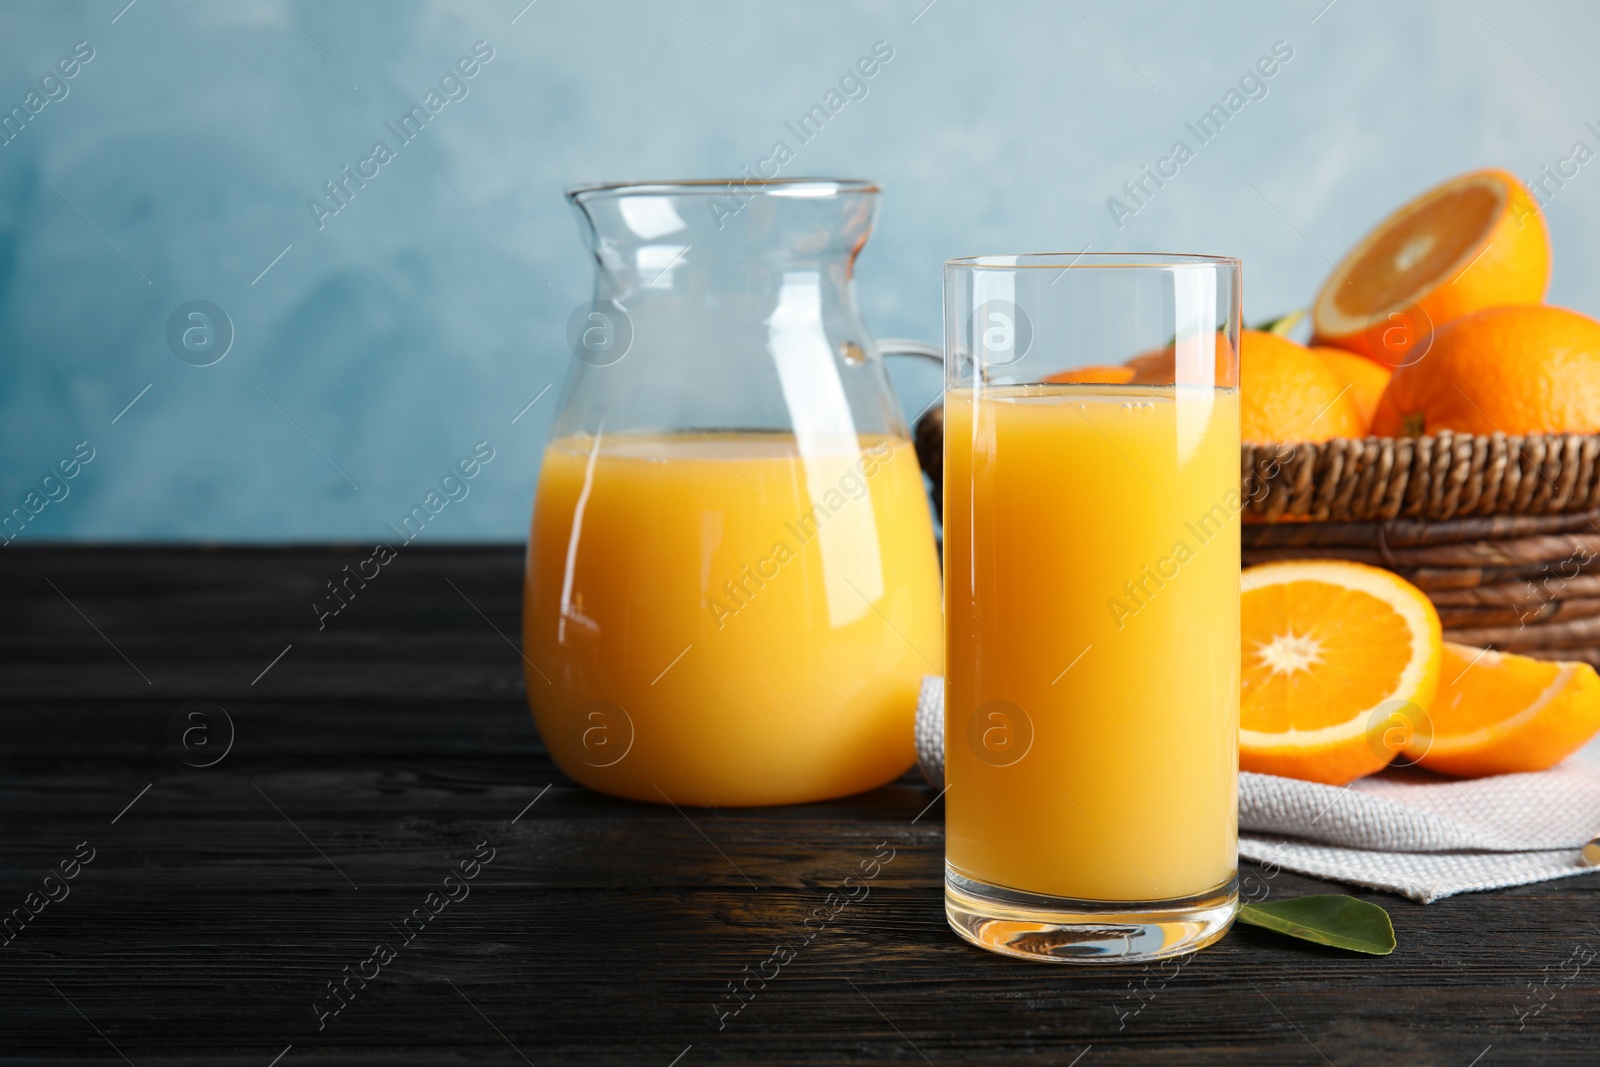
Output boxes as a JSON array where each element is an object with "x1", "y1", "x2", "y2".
[
  {"x1": 1310, "y1": 169, "x2": 1549, "y2": 367},
  {"x1": 1241, "y1": 560, "x2": 1442, "y2": 785},
  {"x1": 1408, "y1": 642, "x2": 1600, "y2": 777}
]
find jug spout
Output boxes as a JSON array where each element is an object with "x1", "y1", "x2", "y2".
[
  {"x1": 567, "y1": 178, "x2": 881, "y2": 281},
  {"x1": 551, "y1": 178, "x2": 914, "y2": 446}
]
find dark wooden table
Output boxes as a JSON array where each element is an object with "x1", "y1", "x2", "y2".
[{"x1": 4, "y1": 546, "x2": 1597, "y2": 1065}]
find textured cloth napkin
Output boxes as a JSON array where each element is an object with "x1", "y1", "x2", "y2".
[{"x1": 913, "y1": 676, "x2": 1600, "y2": 903}]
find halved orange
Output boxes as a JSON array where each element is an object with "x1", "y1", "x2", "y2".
[
  {"x1": 1241, "y1": 560, "x2": 1442, "y2": 785},
  {"x1": 1311, "y1": 169, "x2": 1549, "y2": 367},
  {"x1": 1408, "y1": 642, "x2": 1600, "y2": 777}
]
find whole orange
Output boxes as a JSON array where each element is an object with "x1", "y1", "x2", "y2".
[
  {"x1": 1120, "y1": 335, "x2": 1239, "y2": 387},
  {"x1": 1240, "y1": 329, "x2": 1366, "y2": 443},
  {"x1": 1371, "y1": 304, "x2": 1600, "y2": 436},
  {"x1": 1313, "y1": 346, "x2": 1391, "y2": 432},
  {"x1": 1042, "y1": 364, "x2": 1135, "y2": 384},
  {"x1": 1311, "y1": 169, "x2": 1550, "y2": 367}
]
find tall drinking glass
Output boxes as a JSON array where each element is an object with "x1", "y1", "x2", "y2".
[{"x1": 942, "y1": 253, "x2": 1241, "y2": 963}]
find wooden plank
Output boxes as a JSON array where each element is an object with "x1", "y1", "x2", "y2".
[{"x1": 2, "y1": 546, "x2": 1597, "y2": 1065}]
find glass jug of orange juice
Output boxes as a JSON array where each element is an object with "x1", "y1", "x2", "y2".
[{"x1": 524, "y1": 179, "x2": 943, "y2": 807}]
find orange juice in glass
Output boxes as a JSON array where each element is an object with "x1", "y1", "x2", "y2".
[{"x1": 942, "y1": 254, "x2": 1241, "y2": 963}]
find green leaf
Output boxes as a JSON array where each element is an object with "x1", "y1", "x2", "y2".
[
  {"x1": 1237, "y1": 894, "x2": 1396, "y2": 955},
  {"x1": 1252, "y1": 308, "x2": 1308, "y2": 337}
]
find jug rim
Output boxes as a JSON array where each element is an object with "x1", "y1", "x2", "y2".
[
  {"x1": 947, "y1": 252, "x2": 1241, "y2": 271},
  {"x1": 566, "y1": 178, "x2": 880, "y2": 202}
]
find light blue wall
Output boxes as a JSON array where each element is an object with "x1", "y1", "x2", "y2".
[{"x1": 3, "y1": 0, "x2": 1597, "y2": 541}]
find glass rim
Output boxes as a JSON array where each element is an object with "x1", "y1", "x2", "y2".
[
  {"x1": 945, "y1": 252, "x2": 1241, "y2": 271},
  {"x1": 567, "y1": 178, "x2": 880, "y2": 203}
]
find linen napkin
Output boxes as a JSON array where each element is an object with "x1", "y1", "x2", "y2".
[{"x1": 913, "y1": 676, "x2": 1600, "y2": 903}]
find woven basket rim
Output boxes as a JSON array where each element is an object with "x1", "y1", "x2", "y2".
[
  {"x1": 1241, "y1": 429, "x2": 1600, "y2": 524},
  {"x1": 911, "y1": 405, "x2": 1600, "y2": 524}
]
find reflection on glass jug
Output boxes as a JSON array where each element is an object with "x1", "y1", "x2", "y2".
[{"x1": 523, "y1": 178, "x2": 943, "y2": 807}]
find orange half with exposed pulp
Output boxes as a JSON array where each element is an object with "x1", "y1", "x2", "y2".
[
  {"x1": 1311, "y1": 168, "x2": 1549, "y2": 367},
  {"x1": 1241, "y1": 560, "x2": 1442, "y2": 785}
]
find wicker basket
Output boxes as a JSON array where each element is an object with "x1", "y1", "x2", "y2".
[{"x1": 914, "y1": 407, "x2": 1600, "y2": 665}]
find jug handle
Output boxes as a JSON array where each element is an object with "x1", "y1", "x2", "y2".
[
  {"x1": 877, "y1": 338, "x2": 943, "y2": 367},
  {"x1": 878, "y1": 339, "x2": 945, "y2": 519}
]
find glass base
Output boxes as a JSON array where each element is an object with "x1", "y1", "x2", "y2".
[{"x1": 945, "y1": 866, "x2": 1238, "y2": 964}]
